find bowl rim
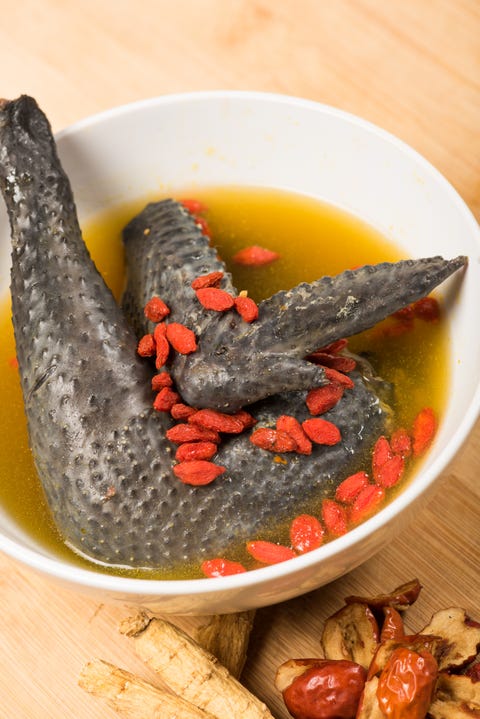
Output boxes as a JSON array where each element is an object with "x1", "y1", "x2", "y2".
[{"x1": 1, "y1": 89, "x2": 480, "y2": 597}]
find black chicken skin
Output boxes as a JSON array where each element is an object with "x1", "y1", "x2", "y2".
[
  {"x1": 0, "y1": 95, "x2": 467, "y2": 572},
  {"x1": 122, "y1": 199, "x2": 466, "y2": 412}
]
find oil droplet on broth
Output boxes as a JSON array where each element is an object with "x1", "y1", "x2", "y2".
[{"x1": 0, "y1": 186, "x2": 449, "y2": 578}]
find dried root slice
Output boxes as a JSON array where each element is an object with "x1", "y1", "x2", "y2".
[
  {"x1": 356, "y1": 676, "x2": 384, "y2": 719},
  {"x1": 195, "y1": 611, "x2": 256, "y2": 679},
  {"x1": 421, "y1": 607, "x2": 480, "y2": 670},
  {"x1": 321, "y1": 601, "x2": 379, "y2": 669},
  {"x1": 120, "y1": 613, "x2": 274, "y2": 719},
  {"x1": 428, "y1": 673, "x2": 480, "y2": 718},
  {"x1": 344, "y1": 578, "x2": 422, "y2": 610},
  {"x1": 79, "y1": 658, "x2": 217, "y2": 719}
]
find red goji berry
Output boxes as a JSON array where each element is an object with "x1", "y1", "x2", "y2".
[
  {"x1": 335, "y1": 471, "x2": 370, "y2": 504},
  {"x1": 372, "y1": 434, "x2": 404, "y2": 486},
  {"x1": 153, "y1": 323, "x2": 170, "y2": 368},
  {"x1": 201, "y1": 558, "x2": 247, "y2": 578},
  {"x1": 144, "y1": 296, "x2": 170, "y2": 322},
  {"x1": 195, "y1": 287, "x2": 235, "y2": 312},
  {"x1": 322, "y1": 499, "x2": 348, "y2": 536},
  {"x1": 166, "y1": 322, "x2": 197, "y2": 354},
  {"x1": 232, "y1": 245, "x2": 280, "y2": 266},
  {"x1": 349, "y1": 485, "x2": 386, "y2": 524},
  {"x1": 179, "y1": 198, "x2": 207, "y2": 215},
  {"x1": 234, "y1": 295, "x2": 259, "y2": 323},
  {"x1": 320, "y1": 339, "x2": 349, "y2": 354},
  {"x1": 306, "y1": 350, "x2": 330, "y2": 364},
  {"x1": 306, "y1": 383, "x2": 344, "y2": 416},
  {"x1": 246, "y1": 540, "x2": 297, "y2": 564},
  {"x1": 175, "y1": 441, "x2": 217, "y2": 462},
  {"x1": 137, "y1": 334, "x2": 156, "y2": 357},
  {"x1": 413, "y1": 296, "x2": 440, "y2": 322},
  {"x1": 412, "y1": 407, "x2": 436, "y2": 457},
  {"x1": 323, "y1": 367, "x2": 355, "y2": 389},
  {"x1": 372, "y1": 435, "x2": 393, "y2": 475},
  {"x1": 390, "y1": 428, "x2": 412, "y2": 458},
  {"x1": 189, "y1": 408, "x2": 247, "y2": 434},
  {"x1": 153, "y1": 387, "x2": 180, "y2": 412},
  {"x1": 382, "y1": 318, "x2": 414, "y2": 338},
  {"x1": 195, "y1": 216, "x2": 211, "y2": 237},
  {"x1": 8, "y1": 356, "x2": 19, "y2": 369},
  {"x1": 155, "y1": 334, "x2": 170, "y2": 368},
  {"x1": 151, "y1": 371, "x2": 173, "y2": 391},
  {"x1": 173, "y1": 460, "x2": 225, "y2": 485},
  {"x1": 324, "y1": 355, "x2": 357, "y2": 372},
  {"x1": 267, "y1": 429, "x2": 299, "y2": 453},
  {"x1": 307, "y1": 352, "x2": 357, "y2": 373},
  {"x1": 170, "y1": 403, "x2": 197, "y2": 420},
  {"x1": 290, "y1": 514, "x2": 324, "y2": 553},
  {"x1": 191, "y1": 271, "x2": 224, "y2": 290},
  {"x1": 166, "y1": 424, "x2": 221, "y2": 444},
  {"x1": 276, "y1": 415, "x2": 312, "y2": 455},
  {"x1": 392, "y1": 304, "x2": 414, "y2": 320},
  {"x1": 234, "y1": 409, "x2": 257, "y2": 429},
  {"x1": 374, "y1": 455, "x2": 405, "y2": 488},
  {"x1": 302, "y1": 418, "x2": 341, "y2": 445},
  {"x1": 153, "y1": 322, "x2": 167, "y2": 339},
  {"x1": 250, "y1": 427, "x2": 297, "y2": 453}
]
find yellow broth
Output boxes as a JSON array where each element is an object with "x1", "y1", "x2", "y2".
[{"x1": 0, "y1": 186, "x2": 448, "y2": 577}]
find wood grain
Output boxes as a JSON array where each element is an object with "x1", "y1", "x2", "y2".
[{"x1": 0, "y1": 1, "x2": 479, "y2": 717}]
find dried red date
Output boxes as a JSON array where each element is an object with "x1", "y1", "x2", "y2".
[
  {"x1": 376, "y1": 647, "x2": 438, "y2": 719},
  {"x1": 277, "y1": 658, "x2": 367, "y2": 719}
]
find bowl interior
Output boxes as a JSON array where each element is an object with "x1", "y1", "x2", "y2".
[{"x1": 0, "y1": 92, "x2": 479, "y2": 611}]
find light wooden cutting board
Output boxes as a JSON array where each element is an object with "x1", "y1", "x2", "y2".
[{"x1": 0, "y1": 1, "x2": 479, "y2": 717}]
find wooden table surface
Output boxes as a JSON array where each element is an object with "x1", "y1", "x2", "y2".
[{"x1": 1, "y1": 2, "x2": 479, "y2": 717}]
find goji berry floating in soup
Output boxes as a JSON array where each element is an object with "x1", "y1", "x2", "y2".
[{"x1": 0, "y1": 98, "x2": 466, "y2": 579}]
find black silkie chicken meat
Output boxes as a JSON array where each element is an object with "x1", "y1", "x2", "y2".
[{"x1": 0, "y1": 95, "x2": 467, "y2": 571}]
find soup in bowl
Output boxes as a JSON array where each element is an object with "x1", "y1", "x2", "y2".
[{"x1": 0, "y1": 92, "x2": 478, "y2": 614}]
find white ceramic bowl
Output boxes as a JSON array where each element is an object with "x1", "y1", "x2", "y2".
[{"x1": 1, "y1": 92, "x2": 479, "y2": 614}]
